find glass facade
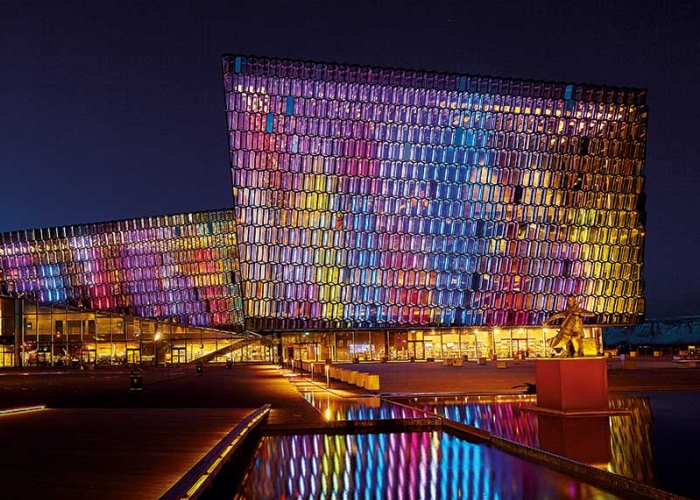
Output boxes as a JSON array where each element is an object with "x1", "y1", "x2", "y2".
[
  {"x1": 0, "y1": 55, "x2": 649, "y2": 363},
  {"x1": 279, "y1": 326, "x2": 602, "y2": 362},
  {"x1": 222, "y1": 55, "x2": 648, "y2": 332},
  {"x1": 0, "y1": 296, "x2": 270, "y2": 367},
  {"x1": 0, "y1": 210, "x2": 245, "y2": 331}
]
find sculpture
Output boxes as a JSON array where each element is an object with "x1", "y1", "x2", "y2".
[{"x1": 543, "y1": 296, "x2": 595, "y2": 357}]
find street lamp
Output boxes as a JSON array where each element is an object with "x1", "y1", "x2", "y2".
[{"x1": 154, "y1": 332, "x2": 161, "y2": 366}]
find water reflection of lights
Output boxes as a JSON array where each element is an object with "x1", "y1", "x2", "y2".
[
  {"x1": 237, "y1": 431, "x2": 622, "y2": 499},
  {"x1": 302, "y1": 391, "x2": 427, "y2": 421},
  {"x1": 394, "y1": 394, "x2": 655, "y2": 484}
]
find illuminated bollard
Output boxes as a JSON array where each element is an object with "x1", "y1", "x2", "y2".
[
  {"x1": 195, "y1": 361, "x2": 204, "y2": 375},
  {"x1": 365, "y1": 374, "x2": 380, "y2": 391}
]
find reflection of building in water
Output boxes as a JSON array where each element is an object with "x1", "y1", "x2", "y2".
[
  {"x1": 537, "y1": 415, "x2": 611, "y2": 465},
  {"x1": 238, "y1": 432, "x2": 616, "y2": 499},
  {"x1": 608, "y1": 396, "x2": 655, "y2": 483},
  {"x1": 412, "y1": 395, "x2": 539, "y2": 447},
  {"x1": 400, "y1": 394, "x2": 655, "y2": 485}
]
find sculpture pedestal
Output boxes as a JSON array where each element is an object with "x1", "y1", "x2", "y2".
[
  {"x1": 538, "y1": 414, "x2": 611, "y2": 465},
  {"x1": 535, "y1": 358, "x2": 608, "y2": 414}
]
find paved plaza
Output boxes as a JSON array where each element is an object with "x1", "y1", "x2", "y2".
[{"x1": 0, "y1": 358, "x2": 698, "y2": 499}]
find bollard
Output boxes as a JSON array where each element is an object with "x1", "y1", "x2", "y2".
[
  {"x1": 226, "y1": 358, "x2": 233, "y2": 369},
  {"x1": 130, "y1": 369, "x2": 143, "y2": 391},
  {"x1": 365, "y1": 374, "x2": 380, "y2": 391},
  {"x1": 195, "y1": 361, "x2": 204, "y2": 375}
]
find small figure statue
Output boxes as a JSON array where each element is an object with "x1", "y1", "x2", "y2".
[{"x1": 543, "y1": 296, "x2": 595, "y2": 357}]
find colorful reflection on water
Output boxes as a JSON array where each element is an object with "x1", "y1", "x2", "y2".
[
  {"x1": 236, "y1": 431, "x2": 624, "y2": 499},
  {"x1": 302, "y1": 391, "x2": 428, "y2": 421},
  {"x1": 393, "y1": 395, "x2": 655, "y2": 484}
]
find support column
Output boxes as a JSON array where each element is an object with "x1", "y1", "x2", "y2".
[{"x1": 14, "y1": 298, "x2": 23, "y2": 367}]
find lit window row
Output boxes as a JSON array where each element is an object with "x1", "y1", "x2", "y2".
[
  {"x1": 227, "y1": 103, "x2": 645, "y2": 141},
  {"x1": 223, "y1": 56, "x2": 646, "y2": 106},
  {"x1": 235, "y1": 189, "x2": 642, "y2": 221},
  {"x1": 234, "y1": 166, "x2": 643, "y2": 198},
  {"x1": 0, "y1": 211, "x2": 235, "y2": 245},
  {"x1": 238, "y1": 252, "x2": 642, "y2": 279},
  {"x1": 226, "y1": 76, "x2": 643, "y2": 120},
  {"x1": 236, "y1": 216, "x2": 644, "y2": 249},
  {"x1": 240, "y1": 277, "x2": 641, "y2": 306},
  {"x1": 228, "y1": 130, "x2": 644, "y2": 165},
  {"x1": 231, "y1": 150, "x2": 643, "y2": 179},
  {"x1": 247, "y1": 310, "x2": 641, "y2": 331},
  {"x1": 237, "y1": 201, "x2": 642, "y2": 232},
  {"x1": 242, "y1": 297, "x2": 642, "y2": 329}
]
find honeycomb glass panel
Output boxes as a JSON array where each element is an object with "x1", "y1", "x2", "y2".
[
  {"x1": 0, "y1": 210, "x2": 245, "y2": 331},
  {"x1": 221, "y1": 55, "x2": 647, "y2": 331}
]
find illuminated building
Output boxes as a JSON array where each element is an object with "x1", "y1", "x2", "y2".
[
  {"x1": 0, "y1": 210, "x2": 247, "y2": 366},
  {"x1": 223, "y1": 56, "x2": 647, "y2": 329},
  {"x1": 222, "y1": 55, "x2": 647, "y2": 360},
  {"x1": 0, "y1": 55, "x2": 648, "y2": 365}
]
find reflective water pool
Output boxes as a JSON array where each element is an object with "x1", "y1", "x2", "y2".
[
  {"x1": 236, "y1": 431, "x2": 626, "y2": 499},
  {"x1": 391, "y1": 394, "x2": 654, "y2": 481},
  {"x1": 302, "y1": 391, "x2": 429, "y2": 421},
  {"x1": 391, "y1": 392, "x2": 700, "y2": 500}
]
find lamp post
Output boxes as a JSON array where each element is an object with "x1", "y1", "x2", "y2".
[{"x1": 154, "y1": 332, "x2": 161, "y2": 367}]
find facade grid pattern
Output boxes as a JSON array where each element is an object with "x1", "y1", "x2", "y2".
[
  {"x1": 0, "y1": 210, "x2": 245, "y2": 330},
  {"x1": 222, "y1": 55, "x2": 648, "y2": 332}
]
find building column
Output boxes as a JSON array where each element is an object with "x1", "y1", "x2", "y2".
[{"x1": 13, "y1": 298, "x2": 23, "y2": 367}]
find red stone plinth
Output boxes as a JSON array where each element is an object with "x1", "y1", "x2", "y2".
[
  {"x1": 535, "y1": 358, "x2": 608, "y2": 412},
  {"x1": 537, "y1": 415, "x2": 611, "y2": 465}
]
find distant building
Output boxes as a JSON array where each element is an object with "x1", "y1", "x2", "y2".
[{"x1": 0, "y1": 55, "x2": 648, "y2": 365}]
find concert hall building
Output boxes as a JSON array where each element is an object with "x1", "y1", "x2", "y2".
[{"x1": 0, "y1": 55, "x2": 648, "y2": 366}]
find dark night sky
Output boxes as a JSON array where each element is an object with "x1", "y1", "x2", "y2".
[{"x1": 1, "y1": 1, "x2": 699, "y2": 319}]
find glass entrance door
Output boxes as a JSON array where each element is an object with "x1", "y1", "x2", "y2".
[
  {"x1": 512, "y1": 338, "x2": 529, "y2": 359},
  {"x1": 407, "y1": 340, "x2": 425, "y2": 360}
]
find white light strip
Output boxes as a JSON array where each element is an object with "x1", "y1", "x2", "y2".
[{"x1": 0, "y1": 405, "x2": 46, "y2": 416}]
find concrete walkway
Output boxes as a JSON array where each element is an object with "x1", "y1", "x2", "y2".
[
  {"x1": 0, "y1": 364, "x2": 323, "y2": 500},
  {"x1": 326, "y1": 356, "x2": 700, "y2": 395}
]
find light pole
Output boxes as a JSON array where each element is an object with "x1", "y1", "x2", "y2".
[{"x1": 154, "y1": 332, "x2": 161, "y2": 366}]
